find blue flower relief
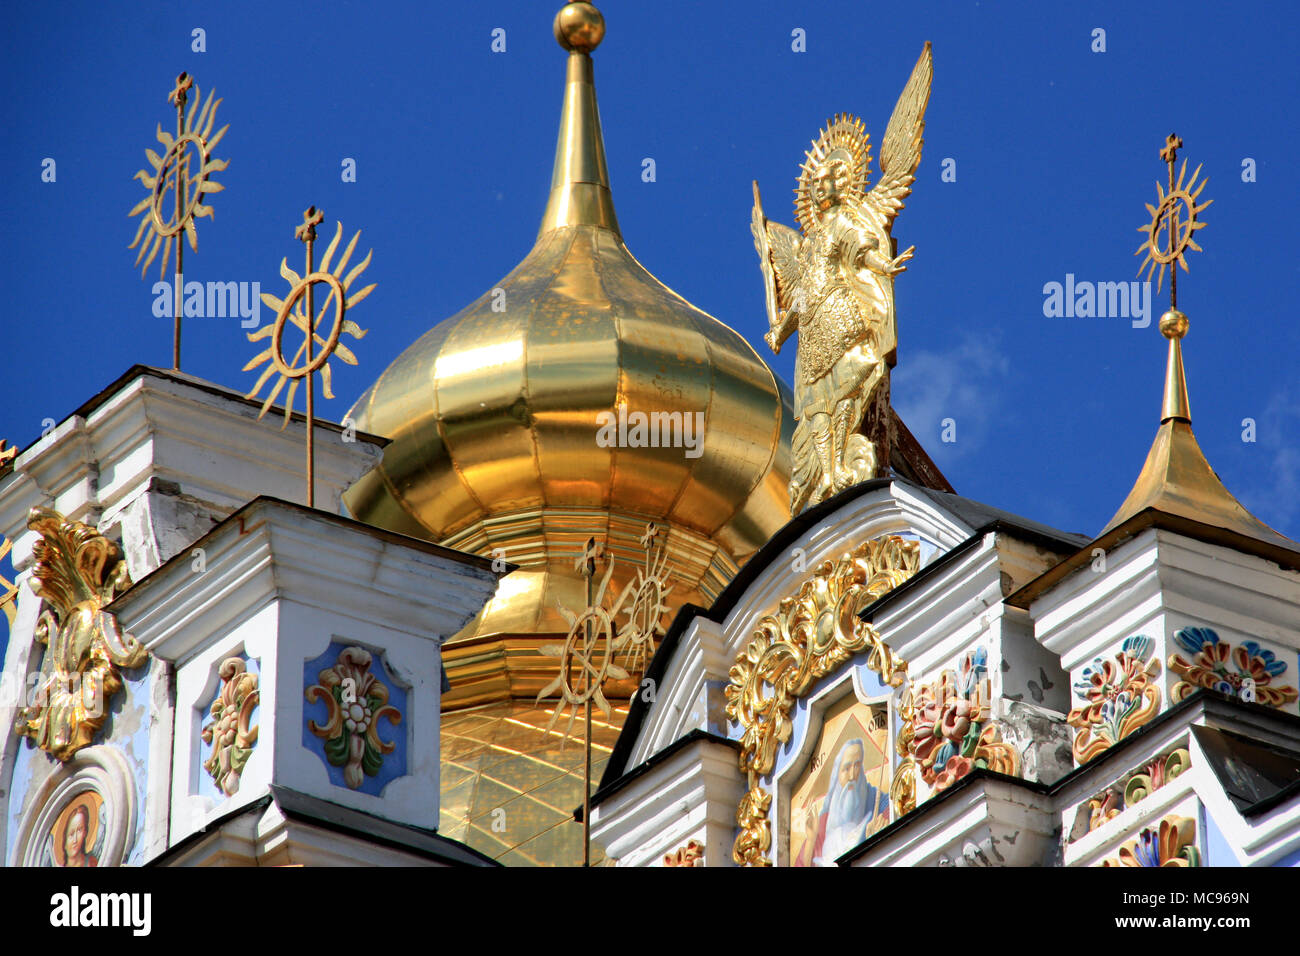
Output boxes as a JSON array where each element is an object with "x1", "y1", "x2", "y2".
[{"x1": 1168, "y1": 625, "x2": 1299, "y2": 708}]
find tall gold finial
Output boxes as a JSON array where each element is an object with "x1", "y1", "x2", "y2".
[
  {"x1": 1158, "y1": 306, "x2": 1190, "y2": 423},
  {"x1": 1136, "y1": 133, "x2": 1208, "y2": 425},
  {"x1": 1099, "y1": 136, "x2": 1296, "y2": 550},
  {"x1": 128, "y1": 71, "x2": 230, "y2": 370},
  {"x1": 539, "y1": 2, "x2": 619, "y2": 236}
]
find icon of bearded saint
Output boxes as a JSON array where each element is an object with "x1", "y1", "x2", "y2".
[
  {"x1": 752, "y1": 43, "x2": 932, "y2": 515},
  {"x1": 796, "y1": 738, "x2": 889, "y2": 866}
]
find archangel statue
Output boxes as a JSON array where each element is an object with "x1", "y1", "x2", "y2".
[{"x1": 752, "y1": 43, "x2": 932, "y2": 514}]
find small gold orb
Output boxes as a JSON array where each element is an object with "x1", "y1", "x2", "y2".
[
  {"x1": 1159, "y1": 308, "x2": 1189, "y2": 339},
  {"x1": 554, "y1": 2, "x2": 604, "y2": 52}
]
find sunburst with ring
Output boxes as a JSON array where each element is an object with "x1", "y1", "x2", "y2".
[
  {"x1": 1135, "y1": 135, "x2": 1212, "y2": 296},
  {"x1": 244, "y1": 213, "x2": 374, "y2": 427},
  {"x1": 127, "y1": 72, "x2": 229, "y2": 278}
]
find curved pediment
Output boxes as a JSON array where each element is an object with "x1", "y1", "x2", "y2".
[{"x1": 605, "y1": 477, "x2": 1087, "y2": 789}]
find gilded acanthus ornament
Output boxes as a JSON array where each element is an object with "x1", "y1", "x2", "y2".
[
  {"x1": 724, "y1": 534, "x2": 919, "y2": 865},
  {"x1": 201, "y1": 658, "x2": 260, "y2": 796},
  {"x1": 1, "y1": 533, "x2": 18, "y2": 628},
  {"x1": 752, "y1": 44, "x2": 932, "y2": 514},
  {"x1": 663, "y1": 839, "x2": 705, "y2": 867},
  {"x1": 15, "y1": 508, "x2": 145, "y2": 762}
]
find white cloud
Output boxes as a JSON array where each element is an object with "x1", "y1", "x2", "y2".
[{"x1": 892, "y1": 334, "x2": 1010, "y2": 461}]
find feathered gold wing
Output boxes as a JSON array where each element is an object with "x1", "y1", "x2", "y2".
[
  {"x1": 765, "y1": 219, "x2": 801, "y2": 309},
  {"x1": 753, "y1": 180, "x2": 805, "y2": 351},
  {"x1": 865, "y1": 42, "x2": 933, "y2": 226}
]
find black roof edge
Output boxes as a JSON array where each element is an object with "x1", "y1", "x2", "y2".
[
  {"x1": 15, "y1": 363, "x2": 390, "y2": 459},
  {"x1": 582, "y1": 729, "x2": 739, "y2": 819},
  {"x1": 859, "y1": 518, "x2": 1089, "y2": 625},
  {"x1": 269, "y1": 785, "x2": 499, "y2": 866},
  {"x1": 144, "y1": 793, "x2": 275, "y2": 866},
  {"x1": 107, "y1": 494, "x2": 509, "y2": 615},
  {"x1": 837, "y1": 688, "x2": 1300, "y2": 865},
  {"x1": 146, "y1": 786, "x2": 500, "y2": 866}
]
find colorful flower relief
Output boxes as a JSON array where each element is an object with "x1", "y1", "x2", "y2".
[
  {"x1": 908, "y1": 647, "x2": 1019, "y2": 793},
  {"x1": 305, "y1": 646, "x2": 402, "y2": 789},
  {"x1": 1067, "y1": 635, "x2": 1161, "y2": 764},
  {"x1": 1101, "y1": 814, "x2": 1199, "y2": 867},
  {"x1": 1080, "y1": 746, "x2": 1191, "y2": 838},
  {"x1": 200, "y1": 657, "x2": 260, "y2": 796},
  {"x1": 1168, "y1": 626, "x2": 1298, "y2": 708}
]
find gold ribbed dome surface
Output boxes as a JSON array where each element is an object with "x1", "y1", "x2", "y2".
[
  {"x1": 344, "y1": 3, "x2": 792, "y2": 864},
  {"x1": 344, "y1": 6, "x2": 793, "y2": 650}
]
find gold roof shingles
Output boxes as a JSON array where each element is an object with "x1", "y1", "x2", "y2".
[{"x1": 440, "y1": 700, "x2": 627, "y2": 866}]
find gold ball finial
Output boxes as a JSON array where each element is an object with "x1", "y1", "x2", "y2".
[
  {"x1": 1159, "y1": 308, "x2": 1188, "y2": 340},
  {"x1": 554, "y1": 1, "x2": 604, "y2": 53}
]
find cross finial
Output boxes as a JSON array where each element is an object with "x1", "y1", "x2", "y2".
[
  {"x1": 1159, "y1": 133, "x2": 1182, "y2": 164},
  {"x1": 168, "y1": 71, "x2": 192, "y2": 109},
  {"x1": 295, "y1": 205, "x2": 324, "y2": 243},
  {"x1": 575, "y1": 536, "x2": 603, "y2": 577}
]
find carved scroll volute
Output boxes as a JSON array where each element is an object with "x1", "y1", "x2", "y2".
[{"x1": 14, "y1": 508, "x2": 144, "y2": 762}]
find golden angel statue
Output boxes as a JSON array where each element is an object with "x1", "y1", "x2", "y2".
[{"x1": 752, "y1": 43, "x2": 932, "y2": 514}]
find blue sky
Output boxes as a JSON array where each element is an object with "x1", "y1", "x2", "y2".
[{"x1": 3, "y1": 0, "x2": 1299, "y2": 651}]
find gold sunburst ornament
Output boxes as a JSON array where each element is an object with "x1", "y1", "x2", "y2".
[
  {"x1": 537, "y1": 537, "x2": 631, "y2": 866},
  {"x1": 244, "y1": 206, "x2": 375, "y2": 507},
  {"x1": 127, "y1": 72, "x2": 230, "y2": 369},
  {"x1": 1135, "y1": 134, "x2": 1212, "y2": 301},
  {"x1": 615, "y1": 523, "x2": 674, "y2": 677}
]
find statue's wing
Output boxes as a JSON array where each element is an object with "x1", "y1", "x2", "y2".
[
  {"x1": 764, "y1": 219, "x2": 802, "y2": 309},
  {"x1": 752, "y1": 181, "x2": 803, "y2": 348},
  {"x1": 864, "y1": 42, "x2": 933, "y2": 228}
]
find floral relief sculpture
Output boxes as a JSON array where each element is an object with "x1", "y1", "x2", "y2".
[
  {"x1": 305, "y1": 646, "x2": 402, "y2": 789},
  {"x1": 1066, "y1": 635, "x2": 1161, "y2": 764},
  {"x1": 1101, "y1": 814, "x2": 1199, "y2": 867},
  {"x1": 15, "y1": 508, "x2": 146, "y2": 761},
  {"x1": 201, "y1": 658, "x2": 259, "y2": 796},
  {"x1": 906, "y1": 646, "x2": 1019, "y2": 794},
  {"x1": 1168, "y1": 626, "x2": 1297, "y2": 708}
]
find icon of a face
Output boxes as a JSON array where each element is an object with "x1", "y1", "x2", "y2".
[
  {"x1": 64, "y1": 805, "x2": 89, "y2": 863},
  {"x1": 837, "y1": 740, "x2": 864, "y2": 787}
]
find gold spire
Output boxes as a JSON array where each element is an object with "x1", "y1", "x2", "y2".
[
  {"x1": 1101, "y1": 137, "x2": 1292, "y2": 551},
  {"x1": 538, "y1": 2, "x2": 619, "y2": 236}
]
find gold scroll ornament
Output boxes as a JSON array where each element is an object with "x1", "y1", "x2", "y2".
[
  {"x1": 15, "y1": 509, "x2": 146, "y2": 762},
  {"x1": 724, "y1": 535, "x2": 919, "y2": 865}
]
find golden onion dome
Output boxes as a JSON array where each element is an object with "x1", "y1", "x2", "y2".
[{"x1": 344, "y1": 2, "x2": 792, "y2": 679}]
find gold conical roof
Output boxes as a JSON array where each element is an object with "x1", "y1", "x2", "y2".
[
  {"x1": 345, "y1": 1, "x2": 792, "y2": 671},
  {"x1": 1101, "y1": 309, "x2": 1295, "y2": 551}
]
